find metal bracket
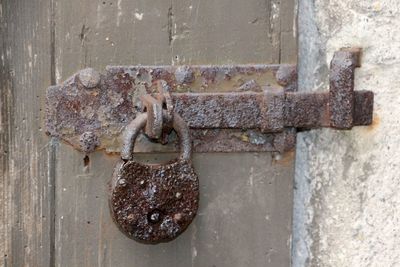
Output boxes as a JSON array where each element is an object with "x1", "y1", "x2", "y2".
[{"x1": 46, "y1": 48, "x2": 373, "y2": 153}]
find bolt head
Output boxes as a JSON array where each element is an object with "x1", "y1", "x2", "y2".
[
  {"x1": 79, "y1": 131, "x2": 100, "y2": 153},
  {"x1": 78, "y1": 68, "x2": 101, "y2": 89},
  {"x1": 175, "y1": 66, "x2": 194, "y2": 85},
  {"x1": 275, "y1": 65, "x2": 297, "y2": 87}
]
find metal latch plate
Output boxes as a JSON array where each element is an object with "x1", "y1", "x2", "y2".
[
  {"x1": 46, "y1": 64, "x2": 298, "y2": 153},
  {"x1": 46, "y1": 49, "x2": 373, "y2": 153}
]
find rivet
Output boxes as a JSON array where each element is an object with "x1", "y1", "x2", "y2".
[
  {"x1": 175, "y1": 66, "x2": 195, "y2": 85},
  {"x1": 275, "y1": 65, "x2": 297, "y2": 87},
  {"x1": 79, "y1": 131, "x2": 100, "y2": 153},
  {"x1": 78, "y1": 68, "x2": 101, "y2": 89}
]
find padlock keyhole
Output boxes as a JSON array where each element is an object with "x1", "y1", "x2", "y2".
[{"x1": 148, "y1": 209, "x2": 163, "y2": 224}]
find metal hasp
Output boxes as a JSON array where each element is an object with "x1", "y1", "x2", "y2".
[{"x1": 46, "y1": 48, "x2": 374, "y2": 153}]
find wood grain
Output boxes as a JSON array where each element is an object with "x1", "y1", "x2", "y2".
[
  {"x1": 1, "y1": 0, "x2": 297, "y2": 266},
  {"x1": 53, "y1": 1, "x2": 296, "y2": 266},
  {"x1": 0, "y1": 0, "x2": 55, "y2": 266}
]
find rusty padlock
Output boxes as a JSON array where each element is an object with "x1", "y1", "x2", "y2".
[{"x1": 110, "y1": 112, "x2": 199, "y2": 244}]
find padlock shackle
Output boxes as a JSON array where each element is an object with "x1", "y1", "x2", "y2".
[{"x1": 121, "y1": 112, "x2": 192, "y2": 161}]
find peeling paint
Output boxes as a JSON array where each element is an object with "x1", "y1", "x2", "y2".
[
  {"x1": 134, "y1": 12, "x2": 143, "y2": 21},
  {"x1": 116, "y1": 0, "x2": 122, "y2": 26}
]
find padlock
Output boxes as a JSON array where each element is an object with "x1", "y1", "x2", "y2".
[{"x1": 110, "y1": 112, "x2": 199, "y2": 244}]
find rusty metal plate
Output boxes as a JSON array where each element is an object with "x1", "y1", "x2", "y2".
[
  {"x1": 46, "y1": 55, "x2": 374, "y2": 154},
  {"x1": 46, "y1": 65, "x2": 297, "y2": 153}
]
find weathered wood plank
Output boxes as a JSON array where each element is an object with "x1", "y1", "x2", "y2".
[
  {"x1": 56, "y1": 151, "x2": 293, "y2": 267},
  {"x1": 0, "y1": 0, "x2": 54, "y2": 266},
  {"x1": 171, "y1": 0, "x2": 280, "y2": 64},
  {"x1": 53, "y1": 0, "x2": 297, "y2": 266},
  {"x1": 53, "y1": 2, "x2": 174, "y2": 266},
  {"x1": 280, "y1": 0, "x2": 297, "y2": 63},
  {"x1": 171, "y1": 0, "x2": 297, "y2": 65}
]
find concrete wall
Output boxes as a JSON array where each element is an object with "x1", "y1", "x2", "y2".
[{"x1": 293, "y1": 0, "x2": 400, "y2": 266}]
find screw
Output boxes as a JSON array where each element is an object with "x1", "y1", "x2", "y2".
[
  {"x1": 78, "y1": 68, "x2": 101, "y2": 89},
  {"x1": 79, "y1": 131, "x2": 100, "y2": 153},
  {"x1": 175, "y1": 66, "x2": 194, "y2": 85}
]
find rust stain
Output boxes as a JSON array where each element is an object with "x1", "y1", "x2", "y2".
[
  {"x1": 365, "y1": 114, "x2": 380, "y2": 132},
  {"x1": 273, "y1": 151, "x2": 295, "y2": 166}
]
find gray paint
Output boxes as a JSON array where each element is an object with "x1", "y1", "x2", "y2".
[
  {"x1": 0, "y1": 0, "x2": 298, "y2": 266},
  {"x1": 53, "y1": 1, "x2": 296, "y2": 266},
  {"x1": 55, "y1": 151, "x2": 294, "y2": 266},
  {"x1": 0, "y1": 1, "x2": 55, "y2": 266}
]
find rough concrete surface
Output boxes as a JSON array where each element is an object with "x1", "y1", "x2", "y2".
[{"x1": 293, "y1": 0, "x2": 400, "y2": 266}]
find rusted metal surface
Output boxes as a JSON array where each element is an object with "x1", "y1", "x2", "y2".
[
  {"x1": 79, "y1": 131, "x2": 100, "y2": 153},
  {"x1": 173, "y1": 91, "x2": 371, "y2": 129},
  {"x1": 190, "y1": 128, "x2": 296, "y2": 153},
  {"x1": 111, "y1": 111, "x2": 198, "y2": 243},
  {"x1": 110, "y1": 158, "x2": 199, "y2": 244},
  {"x1": 121, "y1": 113, "x2": 192, "y2": 161},
  {"x1": 275, "y1": 64, "x2": 297, "y2": 92},
  {"x1": 46, "y1": 64, "x2": 292, "y2": 153},
  {"x1": 46, "y1": 55, "x2": 374, "y2": 154},
  {"x1": 139, "y1": 81, "x2": 175, "y2": 143},
  {"x1": 140, "y1": 95, "x2": 164, "y2": 140},
  {"x1": 329, "y1": 47, "x2": 362, "y2": 129},
  {"x1": 77, "y1": 68, "x2": 101, "y2": 89},
  {"x1": 354, "y1": 90, "x2": 374, "y2": 125},
  {"x1": 173, "y1": 92, "x2": 265, "y2": 129}
]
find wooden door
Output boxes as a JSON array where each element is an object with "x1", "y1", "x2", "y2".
[{"x1": 1, "y1": 1, "x2": 297, "y2": 266}]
